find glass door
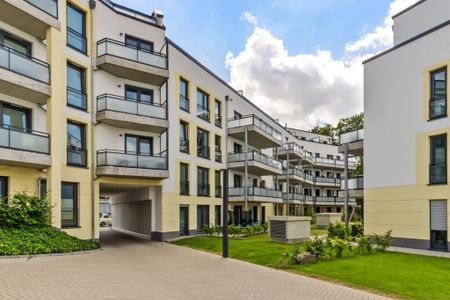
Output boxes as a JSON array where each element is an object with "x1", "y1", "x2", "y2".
[{"x1": 180, "y1": 206, "x2": 189, "y2": 236}]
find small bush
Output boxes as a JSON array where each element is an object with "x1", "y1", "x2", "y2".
[
  {"x1": 228, "y1": 224, "x2": 241, "y2": 237},
  {"x1": 0, "y1": 193, "x2": 50, "y2": 227},
  {"x1": 304, "y1": 237, "x2": 327, "y2": 258},
  {"x1": 214, "y1": 224, "x2": 222, "y2": 235},
  {"x1": 202, "y1": 224, "x2": 214, "y2": 235},
  {"x1": 352, "y1": 222, "x2": 364, "y2": 237},
  {"x1": 244, "y1": 225, "x2": 254, "y2": 235},
  {"x1": 278, "y1": 245, "x2": 302, "y2": 267},
  {"x1": 371, "y1": 230, "x2": 392, "y2": 251},
  {"x1": 327, "y1": 222, "x2": 347, "y2": 239},
  {"x1": 357, "y1": 235, "x2": 373, "y2": 254},
  {"x1": 0, "y1": 226, "x2": 99, "y2": 256},
  {"x1": 262, "y1": 222, "x2": 269, "y2": 233}
]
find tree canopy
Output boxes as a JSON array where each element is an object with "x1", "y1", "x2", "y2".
[{"x1": 311, "y1": 112, "x2": 363, "y2": 139}]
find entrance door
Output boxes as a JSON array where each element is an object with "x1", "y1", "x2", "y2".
[
  {"x1": 197, "y1": 205, "x2": 209, "y2": 232},
  {"x1": 180, "y1": 206, "x2": 189, "y2": 236},
  {"x1": 234, "y1": 206, "x2": 242, "y2": 225},
  {"x1": 261, "y1": 206, "x2": 266, "y2": 224},
  {"x1": 430, "y1": 200, "x2": 448, "y2": 250},
  {"x1": 251, "y1": 206, "x2": 258, "y2": 224}
]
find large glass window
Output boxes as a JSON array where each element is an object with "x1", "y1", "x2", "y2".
[
  {"x1": 125, "y1": 35, "x2": 153, "y2": 52},
  {"x1": 430, "y1": 68, "x2": 447, "y2": 120},
  {"x1": 1, "y1": 103, "x2": 30, "y2": 129},
  {"x1": 197, "y1": 167, "x2": 209, "y2": 196},
  {"x1": 215, "y1": 135, "x2": 222, "y2": 162},
  {"x1": 0, "y1": 176, "x2": 8, "y2": 204},
  {"x1": 197, "y1": 205, "x2": 209, "y2": 232},
  {"x1": 215, "y1": 205, "x2": 221, "y2": 226},
  {"x1": 215, "y1": 170, "x2": 221, "y2": 197},
  {"x1": 180, "y1": 121, "x2": 189, "y2": 153},
  {"x1": 197, "y1": 128, "x2": 209, "y2": 159},
  {"x1": 180, "y1": 163, "x2": 189, "y2": 195},
  {"x1": 125, "y1": 85, "x2": 153, "y2": 104},
  {"x1": 67, "y1": 63, "x2": 86, "y2": 110},
  {"x1": 197, "y1": 89, "x2": 210, "y2": 122},
  {"x1": 0, "y1": 30, "x2": 31, "y2": 56},
  {"x1": 67, "y1": 121, "x2": 86, "y2": 166},
  {"x1": 214, "y1": 99, "x2": 222, "y2": 127},
  {"x1": 61, "y1": 182, "x2": 78, "y2": 228},
  {"x1": 430, "y1": 134, "x2": 447, "y2": 184},
  {"x1": 126, "y1": 135, "x2": 152, "y2": 155},
  {"x1": 67, "y1": 3, "x2": 86, "y2": 53},
  {"x1": 179, "y1": 78, "x2": 189, "y2": 111}
]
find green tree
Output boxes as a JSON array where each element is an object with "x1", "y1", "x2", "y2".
[
  {"x1": 311, "y1": 123, "x2": 334, "y2": 136},
  {"x1": 310, "y1": 112, "x2": 364, "y2": 140}
]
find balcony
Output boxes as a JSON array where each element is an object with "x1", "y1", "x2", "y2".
[
  {"x1": 0, "y1": 43, "x2": 51, "y2": 104},
  {"x1": 339, "y1": 176, "x2": 364, "y2": 199},
  {"x1": 309, "y1": 156, "x2": 357, "y2": 169},
  {"x1": 96, "y1": 94, "x2": 169, "y2": 133},
  {"x1": 0, "y1": 0, "x2": 60, "y2": 40},
  {"x1": 96, "y1": 38, "x2": 169, "y2": 86},
  {"x1": 274, "y1": 143, "x2": 305, "y2": 161},
  {"x1": 228, "y1": 115, "x2": 283, "y2": 149},
  {"x1": 282, "y1": 193, "x2": 314, "y2": 204},
  {"x1": 278, "y1": 168, "x2": 341, "y2": 187},
  {"x1": 197, "y1": 104, "x2": 210, "y2": 122},
  {"x1": 229, "y1": 187, "x2": 282, "y2": 203},
  {"x1": 228, "y1": 151, "x2": 282, "y2": 176},
  {"x1": 197, "y1": 184, "x2": 210, "y2": 196},
  {"x1": 96, "y1": 149, "x2": 169, "y2": 179},
  {"x1": 339, "y1": 128, "x2": 364, "y2": 156},
  {"x1": 0, "y1": 125, "x2": 50, "y2": 168},
  {"x1": 197, "y1": 144, "x2": 210, "y2": 159}
]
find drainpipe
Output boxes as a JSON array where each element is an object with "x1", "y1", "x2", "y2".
[
  {"x1": 344, "y1": 143, "x2": 349, "y2": 232},
  {"x1": 244, "y1": 126, "x2": 248, "y2": 224},
  {"x1": 286, "y1": 139, "x2": 290, "y2": 217},
  {"x1": 89, "y1": 0, "x2": 96, "y2": 241}
]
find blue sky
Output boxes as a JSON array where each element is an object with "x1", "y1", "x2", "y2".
[{"x1": 114, "y1": 0, "x2": 393, "y2": 80}]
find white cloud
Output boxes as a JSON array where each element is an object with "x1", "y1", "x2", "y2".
[
  {"x1": 241, "y1": 11, "x2": 258, "y2": 26},
  {"x1": 345, "y1": 0, "x2": 418, "y2": 53},
  {"x1": 226, "y1": 1, "x2": 417, "y2": 129}
]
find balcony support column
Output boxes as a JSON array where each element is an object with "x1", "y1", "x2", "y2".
[
  {"x1": 344, "y1": 143, "x2": 349, "y2": 231},
  {"x1": 244, "y1": 126, "x2": 249, "y2": 224}
]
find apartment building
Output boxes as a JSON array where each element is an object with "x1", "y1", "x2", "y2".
[
  {"x1": 0, "y1": 0, "x2": 355, "y2": 241},
  {"x1": 365, "y1": 0, "x2": 450, "y2": 251}
]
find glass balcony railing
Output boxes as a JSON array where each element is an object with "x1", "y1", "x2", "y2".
[
  {"x1": 229, "y1": 187, "x2": 282, "y2": 198},
  {"x1": 67, "y1": 87, "x2": 87, "y2": 110},
  {"x1": 97, "y1": 38, "x2": 167, "y2": 70},
  {"x1": 97, "y1": 149, "x2": 167, "y2": 170},
  {"x1": 283, "y1": 168, "x2": 341, "y2": 185},
  {"x1": 215, "y1": 149, "x2": 222, "y2": 163},
  {"x1": 97, "y1": 94, "x2": 167, "y2": 119},
  {"x1": 0, "y1": 43, "x2": 50, "y2": 84},
  {"x1": 228, "y1": 151, "x2": 282, "y2": 170},
  {"x1": 341, "y1": 176, "x2": 364, "y2": 190},
  {"x1": 340, "y1": 128, "x2": 364, "y2": 144},
  {"x1": 197, "y1": 144, "x2": 210, "y2": 159},
  {"x1": 228, "y1": 114, "x2": 282, "y2": 142},
  {"x1": 0, "y1": 125, "x2": 49, "y2": 154},
  {"x1": 180, "y1": 138, "x2": 189, "y2": 153},
  {"x1": 197, "y1": 183, "x2": 210, "y2": 196},
  {"x1": 25, "y1": 0, "x2": 58, "y2": 18}
]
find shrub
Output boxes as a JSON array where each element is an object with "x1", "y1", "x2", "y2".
[
  {"x1": 304, "y1": 237, "x2": 327, "y2": 258},
  {"x1": 357, "y1": 235, "x2": 373, "y2": 254},
  {"x1": 0, "y1": 193, "x2": 50, "y2": 227},
  {"x1": 227, "y1": 225, "x2": 241, "y2": 237},
  {"x1": 202, "y1": 224, "x2": 214, "y2": 235},
  {"x1": 262, "y1": 222, "x2": 269, "y2": 233},
  {"x1": 327, "y1": 222, "x2": 347, "y2": 239},
  {"x1": 352, "y1": 222, "x2": 364, "y2": 237},
  {"x1": 371, "y1": 230, "x2": 392, "y2": 251},
  {"x1": 331, "y1": 238, "x2": 348, "y2": 258},
  {"x1": 244, "y1": 225, "x2": 254, "y2": 235},
  {"x1": 214, "y1": 224, "x2": 222, "y2": 235},
  {"x1": 278, "y1": 245, "x2": 302, "y2": 267},
  {"x1": 253, "y1": 224, "x2": 263, "y2": 234},
  {"x1": 0, "y1": 226, "x2": 99, "y2": 256}
]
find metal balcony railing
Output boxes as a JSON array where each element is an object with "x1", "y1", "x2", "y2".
[
  {"x1": 228, "y1": 151, "x2": 282, "y2": 169},
  {"x1": 215, "y1": 113, "x2": 222, "y2": 127},
  {"x1": 215, "y1": 149, "x2": 222, "y2": 163},
  {"x1": 197, "y1": 104, "x2": 210, "y2": 122},
  {"x1": 67, "y1": 146, "x2": 87, "y2": 166},
  {"x1": 180, "y1": 95, "x2": 189, "y2": 111},
  {"x1": 25, "y1": 0, "x2": 58, "y2": 18},
  {"x1": 0, "y1": 43, "x2": 50, "y2": 84},
  {"x1": 341, "y1": 176, "x2": 364, "y2": 190},
  {"x1": 283, "y1": 167, "x2": 341, "y2": 185},
  {"x1": 229, "y1": 187, "x2": 282, "y2": 198},
  {"x1": 97, "y1": 38, "x2": 167, "y2": 69},
  {"x1": 197, "y1": 183, "x2": 210, "y2": 196},
  {"x1": 197, "y1": 144, "x2": 210, "y2": 159},
  {"x1": 97, "y1": 149, "x2": 167, "y2": 170},
  {"x1": 228, "y1": 114, "x2": 282, "y2": 142},
  {"x1": 97, "y1": 94, "x2": 167, "y2": 119},
  {"x1": 0, "y1": 124, "x2": 50, "y2": 154},
  {"x1": 430, "y1": 163, "x2": 447, "y2": 184},
  {"x1": 67, "y1": 87, "x2": 87, "y2": 110}
]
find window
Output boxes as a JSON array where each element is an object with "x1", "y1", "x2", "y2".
[
  {"x1": 39, "y1": 178, "x2": 47, "y2": 200},
  {"x1": 197, "y1": 89, "x2": 210, "y2": 122},
  {"x1": 126, "y1": 135, "x2": 153, "y2": 155},
  {"x1": 67, "y1": 121, "x2": 86, "y2": 166},
  {"x1": 0, "y1": 102, "x2": 30, "y2": 129},
  {"x1": 430, "y1": 134, "x2": 447, "y2": 184},
  {"x1": 180, "y1": 163, "x2": 189, "y2": 195},
  {"x1": 430, "y1": 200, "x2": 448, "y2": 250},
  {"x1": 234, "y1": 111, "x2": 242, "y2": 119},
  {"x1": 233, "y1": 143, "x2": 242, "y2": 153},
  {"x1": 67, "y1": 3, "x2": 86, "y2": 53},
  {"x1": 125, "y1": 85, "x2": 153, "y2": 104},
  {"x1": 215, "y1": 135, "x2": 222, "y2": 162},
  {"x1": 336, "y1": 207, "x2": 341, "y2": 213},
  {"x1": 0, "y1": 176, "x2": 8, "y2": 204},
  {"x1": 61, "y1": 182, "x2": 78, "y2": 228},
  {"x1": 0, "y1": 30, "x2": 31, "y2": 56},
  {"x1": 327, "y1": 154, "x2": 333, "y2": 159},
  {"x1": 430, "y1": 67, "x2": 447, "y2": 120},
  {"x1": 179, "y1": 78, "x2": 189, "y2": 111},
  {"x1": 315, "y1": 207, "x2": 320, "y2": 214},
  {"x1": 197, "y1": 167, "x2": 209, "y2": 196},
  {"x1": 197, "y1": 128, "x2": 209, "y2": 159},
  {"x1": 197, "y1": 205, "x2": 209, "y2": 232},
  {"x1": 125, "y1": 35, "x2": 154, "y2": 52},
  {"x1": 67, "y1": 63, "x2": 86, "y2": 110},
  {"x1": 315, "y1": 171, "x2": 320, "y2": 177},
  {"x1": 327, "y1": 207, "x2": 332, "y2": 213},
  {"x1": 215, "y1": 170, "x2": 221, "y2": 197},
  {"x1": 260, "y1": 180, "x2": 265, "y2": 188},
  {"x1": 336, "y1": 156, "x2": 341, "y2": 160},
  {"x1": 315, "y1": 153, "x2": 320, "y2": 158},
  {"x1": 215, "y1": 205, "x2": 221, "y2": 226},
  {"x1": 234, "y1": 174, "x2": 242, "y2": 188},
  {"x1": 253, "y1": 178, "x2": 257, "y2": 187},
  {"x1": 180, "y1": 121, "x2": 189, "y2": 153},
  {"x1": 214, "y1": 99, "x2": 222, "y2": 127},
  {"x1": 326, "y1": 190, "x2": 332, "y2": 197}
]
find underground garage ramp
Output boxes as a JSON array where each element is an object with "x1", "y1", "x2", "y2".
[{"x1": 112, "y1": 199, "x2": 151, "y2": 237}]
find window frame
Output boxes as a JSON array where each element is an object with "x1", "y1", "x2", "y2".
[
  {"x1": 180, "y1": 163, "x2": 189, "y2": 195},
  {"x1": 67, "y1": 120, "x2": 87, "y2": 167},
  {"x1": 0, "y1": 101, "x2": 31, "y2": 129},
  {"x1": 125, "y1": 134, "x2": 153, "y2": 156},
  {"x1": 125, "y1": 35, "x2": 154, "y2": 52},
  {"x1": 179, "y1": 120, "x2": 189, "y2": 154},
  {"x1": 61, "y1": 182, "x2": 78, "y2": 228},
  {"x1": 66, "y1": 2, "x2": 87, "y2": 54},
  {"x1": 214, "y1": 99, "x2": 222, "y2": 127},
  {"x1": 429, "y1": 134, "x2": 447, "y2": 184},
  {"x1": 66, "y1": 62, "x2": 87, "y2": 111},
  {"x1": 0, "y1": 29, "x2": 32, "y2": 56},
  {"x1": 429, "y1": 67, "x2": 447, "y2": 120},
  {"x1": 179, "y1": 77, "x2": 190, "y2": 112},
  {"x1": 0, "y1": 176, "x2": 8, "y2": 204},
  {"x1": 197, "y1": 127, "x2": 210, "y2": 159},
  {"x1": 125, "y1": 85, "x2": 154, "y2": 104},
  {"x1": 215, "y1": 170, "x2": 221, "y2": 197},
  {"x1": 197, "y1": 167, "x2": 210, "y2": 196}
]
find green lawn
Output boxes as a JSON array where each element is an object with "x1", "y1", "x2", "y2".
[{"x1": 172, "y1": 234, "x2": 450, "y2": 300}]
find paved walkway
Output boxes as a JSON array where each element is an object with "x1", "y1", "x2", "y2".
[
  {"x1": 0, "y1": 229, "x2": 390, "y2": 300},
  {"x1": 388, "y1": 246, "x2": 450, "y2": 258}
]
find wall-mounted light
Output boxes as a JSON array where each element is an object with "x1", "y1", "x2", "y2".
[
  {"x1": 117, "y1": 84, "x2": 121, "y2": 88},
  {"x1": 119, "y1": 32, "x2": 123, "y2": 36}
]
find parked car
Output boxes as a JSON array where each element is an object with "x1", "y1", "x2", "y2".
[{"x1": 99, "y1": 213, "x2": 112, "y2": 227}]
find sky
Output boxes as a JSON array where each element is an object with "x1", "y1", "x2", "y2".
[{"x1": 114, "y1": 0, "x2": 418, "y2": 129}]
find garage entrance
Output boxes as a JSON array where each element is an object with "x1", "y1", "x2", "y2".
[{"x1": 99, "y1": 183, "x2": 161, "y2": 242}]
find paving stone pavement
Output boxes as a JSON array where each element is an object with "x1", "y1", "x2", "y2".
[{"x1": 0, "y1": 229, "x2": 391, "y2": 300}]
